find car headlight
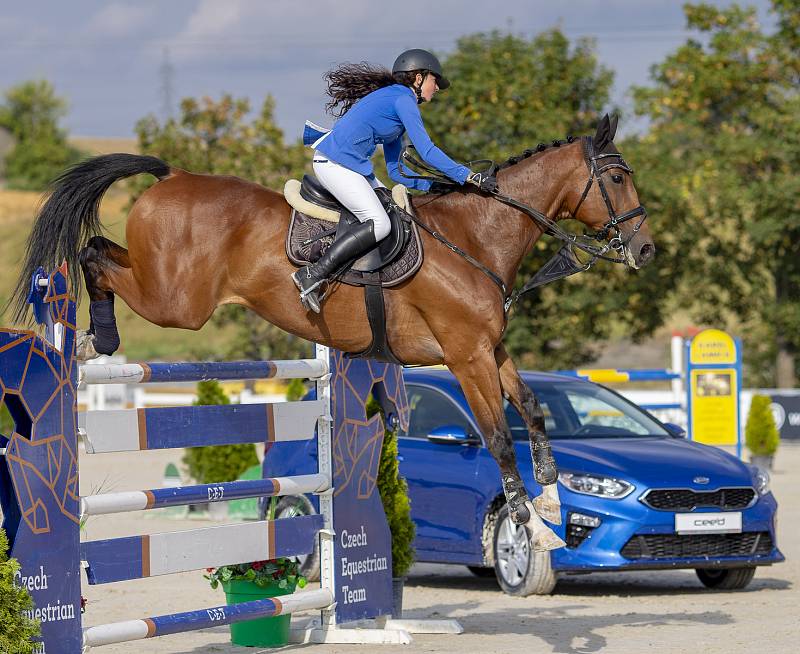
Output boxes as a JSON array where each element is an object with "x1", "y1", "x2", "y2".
[
  {"x1": 558, "y1": 472, "x2": 635, "y2": 499},
  {"x1": 749, "y1": 465, "x2": 770, "y2": 496}
]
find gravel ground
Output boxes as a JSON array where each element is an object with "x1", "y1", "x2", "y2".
[{"x1": 78, "y1": 443, "x2": 797, "y2": 654}]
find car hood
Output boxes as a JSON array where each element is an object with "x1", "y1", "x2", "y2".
[{"x1": 544, "y1": 437, "x2": 753, "y2": 488}]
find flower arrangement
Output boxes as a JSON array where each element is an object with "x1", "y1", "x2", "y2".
[{"x1": 205, "y1": 557, "x2": 307, "y2": 591}]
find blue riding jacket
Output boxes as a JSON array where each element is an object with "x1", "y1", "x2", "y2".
[{"x1": 311, "y1": 85, "x2": 470, "y2": 191}]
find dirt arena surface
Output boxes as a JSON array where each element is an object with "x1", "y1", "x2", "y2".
[{"x1": 79, "y1": 443, "x2": 797, "y2": 654}]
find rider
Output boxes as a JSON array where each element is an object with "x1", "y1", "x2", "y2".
[{"x1": 292, "y1": 48, "x2": 499, "y2": 313}]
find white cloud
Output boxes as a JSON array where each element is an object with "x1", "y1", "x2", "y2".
[{"x1": 86, "y1": 3, "x2": 155, "y2": 37}]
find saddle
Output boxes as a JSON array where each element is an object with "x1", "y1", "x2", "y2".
[{"x1": 284, "y1": 175, "x2": 424, "y2": 364}]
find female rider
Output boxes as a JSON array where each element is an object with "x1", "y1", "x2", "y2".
[{"x1": 292, "y1": 48, "x2": 499, "y2": 313}]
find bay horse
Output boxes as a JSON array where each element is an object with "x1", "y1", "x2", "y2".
[{"x1": 10, "y1": 114, "x2": 654, "y2": 551}]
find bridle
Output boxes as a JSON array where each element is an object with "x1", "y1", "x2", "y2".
[
  {"x1": 398, "y1": 135, "x2": 649, "y2": 309},
  {"x1": 569, "y1": 136, "x2": 648, "y2": 262}
]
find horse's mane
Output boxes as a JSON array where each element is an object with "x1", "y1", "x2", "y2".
[{"x1": 496, "y1": 136, "x2": 581, "y2": 171}]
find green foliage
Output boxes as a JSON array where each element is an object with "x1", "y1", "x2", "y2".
[
  {"x1": 368, "y1": 397, "x2": 415, "y2": 577},
  {"x1": 630, "y1": 2, "x2": 800, "y2": 385},
  {"x1": 285, "y1": 377, "x2": 307, "y2": 402},
  {"x1": 745, "y1": 394, "x2": 780, "y2": 456},
  {"x1": 134, "y1": 93, "x2": 310, "y2": 361},
  {"x1": 182, "y1": 380, "x2": 258, "y2": 484},
  {"x1": 0, "y1": 529, "x2": 41, "y2": 653},
  {"x1": 0, "y1": 79, "x2": 83, "y2": 190},
  {"x1": 135, "y1": 94, "x2": 307, "y2": 191},
  {"x1": 425, "y1": 30, "x2": 614, "y2": 162}
]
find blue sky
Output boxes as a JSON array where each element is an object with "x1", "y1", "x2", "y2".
[{"x1": 0, "y1": 0, "x2": 773, "y2": 140}]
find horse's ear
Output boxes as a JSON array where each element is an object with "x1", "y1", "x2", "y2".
[
  {"x1": 609, "y1": 114, "x2": 619, "y2": 141},
  {"x1": 594, "y1": 114, "x2": 611, "y2": 150}
]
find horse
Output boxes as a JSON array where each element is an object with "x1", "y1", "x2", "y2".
[{"x1": 10, "y1": 114, "x2": 654, "y2": 551}]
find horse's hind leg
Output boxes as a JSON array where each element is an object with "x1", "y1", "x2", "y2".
[
  {"x1": 496, "y1": 344, "x2": 562, "y2": 525},
  {"x1": 77, "y1": 236, "x2": 130, "y2": 359},
  {"x1": 448, "y1": 351, "x2": 564, "y2": 551}
]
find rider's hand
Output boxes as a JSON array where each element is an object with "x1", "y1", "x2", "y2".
[{"x1": 467, "y1": 170, "x2": 499, "y2": 194}]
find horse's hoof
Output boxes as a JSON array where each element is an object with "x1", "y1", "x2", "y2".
[
  {"x1": 531, "y1": 528, "x2": 567, "y2": 552},
  {"x1": 76, "y1": 331, "x2": 100, "y2": 361},
  {"x1": 524, "y1": 502, "x2": 566, "y2": 552},
  {"x1": 533, "y1": 483, "x2": 562, "y2": 525}
]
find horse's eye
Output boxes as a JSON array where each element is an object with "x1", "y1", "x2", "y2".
[{"x1": 611, "y1": 174, "x2": 623, "y2": 184}]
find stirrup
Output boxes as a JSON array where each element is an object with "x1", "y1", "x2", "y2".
[{"x1": 292, "y1": 270, "x2": 324, "y2": 313}]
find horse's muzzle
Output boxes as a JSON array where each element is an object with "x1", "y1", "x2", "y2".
[{"x1": 634, "y1": 241, "x2": 656, "y2": 268}]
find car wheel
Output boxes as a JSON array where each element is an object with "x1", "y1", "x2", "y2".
[
  {"x1": 261, "y1": 495, "x2": 321, "y2": 582},
  {"x1": 466, "y1": 566, "x2": 496, "y2": 578},
  {"x1": 493, "y1": 505, "x2": 557, "y2": 596},
  {"x1": 695, "y1": 567, "x2": 755, "y2": 590}
]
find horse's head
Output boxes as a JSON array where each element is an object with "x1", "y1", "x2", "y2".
[{"x1": 568, "y1": 114, "x2": 655, "y2": 269}]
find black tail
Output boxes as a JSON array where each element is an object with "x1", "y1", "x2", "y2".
[{"x1": 8, "y1": 153, "x2": 171, "y2": 324}]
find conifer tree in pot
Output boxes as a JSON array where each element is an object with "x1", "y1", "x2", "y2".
[
  {"x1": 368, "y1": 397, "x2": 415, "y2": 619},
  {"x1": 745, "y1": 394, "x2": 780, "y2": 471}
]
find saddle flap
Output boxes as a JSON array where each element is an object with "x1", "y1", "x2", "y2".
[{"x1": 300, "y1": 175, "x2": 340, "y2": 211}]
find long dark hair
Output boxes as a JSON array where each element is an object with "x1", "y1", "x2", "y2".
[{"x1": 324, "y1": 62, "x2": 419, "y2": 117}]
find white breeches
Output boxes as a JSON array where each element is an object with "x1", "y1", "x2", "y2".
[{"x1": 312, "y1": 154, "x2": 391, "y2": 241}]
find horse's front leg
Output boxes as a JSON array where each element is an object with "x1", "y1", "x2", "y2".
[
  {"x1": 496, "y1": 344, "x2": 562, "y2": 525},
  {"x1": 448, "y1": 350, "x2": 564, "y2": 551}
]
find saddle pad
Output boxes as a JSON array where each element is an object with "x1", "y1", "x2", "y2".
[{"x1": 286, "y1": 209, "x2": 423, "y2": 287}]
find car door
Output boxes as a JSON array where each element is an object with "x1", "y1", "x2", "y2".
[{"x1": 398, "y1": 383, "x2": 483, "y2": 557}]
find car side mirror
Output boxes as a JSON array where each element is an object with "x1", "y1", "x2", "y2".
[
  {"x1": 664, "y1": 422, "x2": 687, "y2": 438},
  {"x1": 426, "y1": 424, "x2": 478, "y2": 445}
]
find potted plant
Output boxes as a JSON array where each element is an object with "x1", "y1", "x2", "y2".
[
  {"x1": 369, "y1": 398, "x2": 415, "y2": 619},
  {"x1": 745, "y1": 394, "x2": 779, "y2": 471},
  {"x1": 205, "y1": 497, "x2": 307, "y2": 647}
]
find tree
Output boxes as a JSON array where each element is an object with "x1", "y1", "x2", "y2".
[
  {"x1": 135, "y1": 94, "x2": 310, "y2": 361},
  {"x1": 631, "y1": 2, "x2": 800, "y2": 386},
  {"x1": 423, "y1": 30, "x2": 666, "y2": 370},
  {"x1": 0, "y1": 80, "x2": 83, "y2": 190}
]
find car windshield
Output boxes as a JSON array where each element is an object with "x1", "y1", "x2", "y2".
[{"x1": 505, "y1": 380, "x2": 673, "y2": 440}]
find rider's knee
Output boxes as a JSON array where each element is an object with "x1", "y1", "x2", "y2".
[{"x1": 371, "y1": 215, "x2": 391, "y2": 241}]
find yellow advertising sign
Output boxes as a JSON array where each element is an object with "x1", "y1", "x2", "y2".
[
  {"x1": 689, "y1": 329, "x2": 737, "y2": 365},
  {"x1": 690, "y1": 368, "x2": 738, "y2": 445}
]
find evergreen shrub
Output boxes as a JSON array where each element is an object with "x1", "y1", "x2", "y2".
[
  {"x1": 745, "y1": 394, "x2": 780, "y2": 457},
  {"x1": 367, "y1": 397, "x2": 415, "y2": 578},
  {"x1": 182, "y1": 380, "x2": 258, "y2": 484},
  {"x1": 0, "y1": 529, "x2": 40, "y2": 654}
]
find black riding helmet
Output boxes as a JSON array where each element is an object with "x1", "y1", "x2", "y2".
[{"x1": 392, "y1": 49, "x2": 450, "y2": 90}]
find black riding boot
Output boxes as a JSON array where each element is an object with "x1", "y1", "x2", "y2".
[{"x1": 292, "y1": 220, "x2": 377, "y2": 313}]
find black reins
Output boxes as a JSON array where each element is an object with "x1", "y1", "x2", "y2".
[{"x1": 398, "y1": 136, "x2": 648, "y2": 311}]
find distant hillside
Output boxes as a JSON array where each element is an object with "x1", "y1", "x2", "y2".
[{"x1": 70, "y1": 136, "x2": 138, "y2": 156}]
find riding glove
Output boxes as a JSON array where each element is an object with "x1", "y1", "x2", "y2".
[{"x1": 467, "y1": 170, "x2": 499, "y2": 193}]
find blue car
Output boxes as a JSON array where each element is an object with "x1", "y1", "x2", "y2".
[{"x1": 269, "y1": 368, "x2": 784, "y2": 596}]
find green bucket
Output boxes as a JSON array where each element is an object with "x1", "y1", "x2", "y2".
[{"x1": 222, "y1": 578, "x2": 297, "y2": 647}]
